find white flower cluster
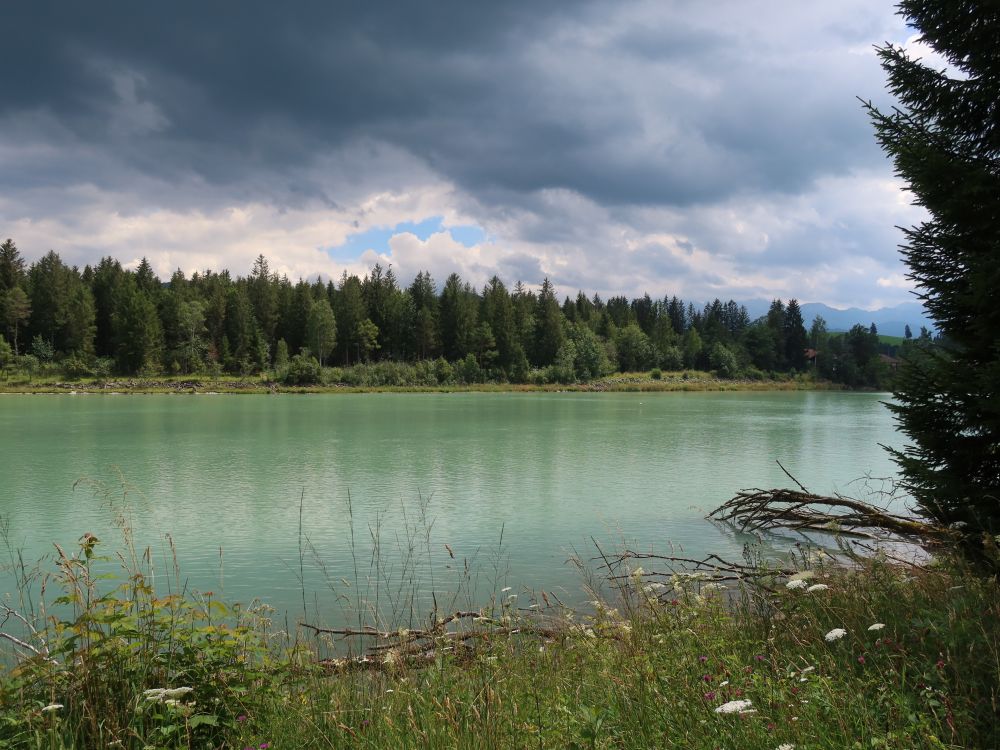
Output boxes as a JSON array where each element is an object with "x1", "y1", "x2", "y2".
[
  {"x1": 142, "y1": 687, "x2": 194, "y2": 703},
  {"x1": 824, "y1": 628, "x2": 847, "y2": 642},
  {"x1": 714, "y1": 699, "x2": 754, "y2": 715}
]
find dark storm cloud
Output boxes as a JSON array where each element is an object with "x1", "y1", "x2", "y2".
[
  {"x1": 3, "y1": 2, "x2": 576, "y2": 195},
  {"x1": 1, "y1": 1, "x2": 921, "y2": 308},
  {"x1": 1, "y1": 0, "x2": 893, "y2": 209}
]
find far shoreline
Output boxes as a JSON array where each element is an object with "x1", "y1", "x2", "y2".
[{"x1": 0, "y1": 372, "x2": 852, "y2": 395}]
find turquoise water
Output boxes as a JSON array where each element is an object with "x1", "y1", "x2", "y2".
[{"x1": 0, "y1": 391, "x2": 900, "y2": 624}]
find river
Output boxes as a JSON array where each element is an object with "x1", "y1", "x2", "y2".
[{"x1": 0, "y1": 391, "x2": 901, "y2": 626}]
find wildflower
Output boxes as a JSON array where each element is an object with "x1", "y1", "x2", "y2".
[
  {"x1": 702, "y1": 674, "x2": 712, "y2": 682},
  {"x1": 800, "y1": 666, "x2": 815, "y2": 674},
  {"x1": 868, "y1": 623, "x2": 885, "y2": 631},
  {"x1": 703, "y1": 691, "x2": 716, "y2": 700},
  {"x1": 785, "y1": 579, "x2": 808, "y2": 590},
  {"x1": 777, "y1": 744, "x2": 796, "y2": 750},
  {"x1": 162, "y1": 687, "x2": 194, "y2": 699},
  {"x1": 936, "y1": 659, "x2": 946, "y2": 669},
  {"x1": 824, "y1": 628, "x2": 847, "y2": 642},
  {"x1": 755, "y1": 654, "x2": 765, "y2": 661},
  {"x1": 41, "y1": 704, "x2": 64, "y2": 713},
  {"x1": 500, "y1": 586, "x2": 512, "y2": 593},
  {"x1": 714, "y1": 699, "x2": 753, "y2": 714},
  {"x1": 719, "y1": 680, "x2": 729, "y2": 687},
  {"x1": 858, "y1": 655, "x2": 866, "y2": 664},
  {"x1": 806, "y1": 584, "x2": 829, "y2": 593},
  {"x1": 698, "y1": 655, "x2": 709, "y2": 662},
  {"x1": 237, "y1": 714, "x2": 248, "y2": 722}
]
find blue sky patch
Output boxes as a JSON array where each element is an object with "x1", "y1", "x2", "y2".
[
  {"x1": 326, "y1": 216, "x2": 485, "y2": 260},
  {"x1": 449, "y1": 224, "x2": 487, "y2": 247}
]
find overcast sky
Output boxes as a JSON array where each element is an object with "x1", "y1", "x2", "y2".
[{"x1": 0, "y1": 1, "x2": 932, "y2": 308}]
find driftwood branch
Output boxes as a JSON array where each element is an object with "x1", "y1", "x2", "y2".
[
  {"x1": 708, "y1": 487, "x2": 954, "y2": 545},
  {"x1": 300, "y1": 610, "x2": 483, "y2": 640},
  {"x1": 0, "y1": 604, "x2": 59, "y2": 665},
  {"x1": 301, "y1": 609, "x2": 567, "y2": 671}
]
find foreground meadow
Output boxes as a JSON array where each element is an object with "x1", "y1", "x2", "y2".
[{"x1": 2, "y1": 533, "x2": 996, "y2": 750}]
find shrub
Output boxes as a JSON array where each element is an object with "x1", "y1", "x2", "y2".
[
  {"x1": 282, "y1": 353, "x2": 322, "y2": 385},
  {"x1": 434, "y1": 357, "x2": 455, "y2": 385},
  {"x1": 457, "y1": 353, "x2": 482, "y2": 384},
  {"x1": 659, "y1": 345, "x2": 683, "y2": 371},
  {"x1": 61, "y1": 355, "x2": 94, "y2": 380},
  {"x1": 708, "y1": 342, "x2": 741, "y2": 379}
]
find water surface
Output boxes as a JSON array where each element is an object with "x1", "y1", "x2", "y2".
[{"x1": 0, "y1": 392, "x2": 900, "y2": 622}]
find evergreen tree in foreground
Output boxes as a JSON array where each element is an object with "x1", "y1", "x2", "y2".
[{"x1": 865, "y1": 1, "x2": 1000, "y2": 553}]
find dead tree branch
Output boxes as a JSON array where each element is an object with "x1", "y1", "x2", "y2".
[
  {"x1": 301, "y1": 609, "x2": 568, "y2": 671},
  {"x1": 708, "y1": 487, "x2": 955, "y2": 546}
]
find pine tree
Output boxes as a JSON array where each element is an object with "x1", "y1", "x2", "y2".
[
  {"x1": 0, "y1": 239, "x2": 26, "y2": 292},
  {"x1": 784, "y1": 299, "x2": 809, "y2": 371},
  {"x1": 249, "y1": 254, "x2": 278, "y2": 347},
  {"x1": 90, "y1": 257, "x2": 126, "y2": 358},
  {"x1": 481, "y1": 276, "x2": 516, "y2": 371},
  {"x1": 439, "y1": 273, "x2": 478, "y2": 361},
  {"x1": 335, "y1": 273, "x2": 366, "y2": 364},
  {"x1": 2, "y1": 287, "x2": 30, "y2": 355},
  {"x1": 113, "y1": 277, "x2": 163, "y2": 374},
  {"x1": 533, "y1": 278, "x2": 564, "y2": 367},
  {"x1": 865, "y1": 1, "x2": 1000, "y2": 552}
]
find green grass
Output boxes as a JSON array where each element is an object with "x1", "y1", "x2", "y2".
[
  {"x1": 2, "y1": 532, "x2": 996, "y2": 749},
  {"x1": 0, "y1": 369, "x2": 832, "y2": 395}
]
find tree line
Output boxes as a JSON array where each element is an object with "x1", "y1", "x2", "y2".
[{"x1": 0, "y1": 239, "x2": 899, "y2": 386}]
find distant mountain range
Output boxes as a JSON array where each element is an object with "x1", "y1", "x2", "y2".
[{"x1": 739, "y1": 299, "x2": 934, "y2": 337}]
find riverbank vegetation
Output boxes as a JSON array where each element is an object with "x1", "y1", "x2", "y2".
[
  {"x1": 1, "y1": 520, "x2": 997, "y2": 749},
  {"x1": 0, "y1": 367, "x2": 830, "y2": 394},
  {"x1": 0, "y1": 241, "x2": 905, "y2": 391}
]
